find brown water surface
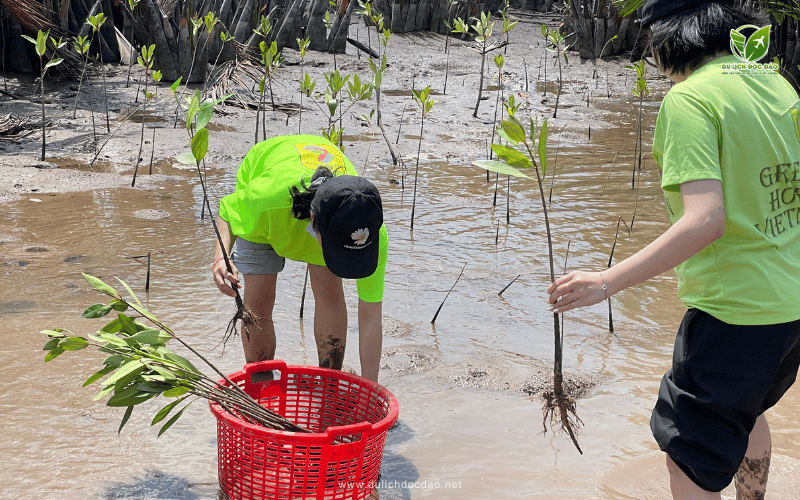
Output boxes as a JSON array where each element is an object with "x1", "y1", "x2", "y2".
[{"x1": 3, "y1": 90, "x2": 800, "y2": 500}]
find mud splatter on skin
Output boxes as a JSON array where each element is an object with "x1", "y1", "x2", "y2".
[
  {"x1": 319, "y1": 337, "x2": 345, "y2": 371},
  {"x1": 735, "y1": 454, "x2": 770, "y2": 500}
]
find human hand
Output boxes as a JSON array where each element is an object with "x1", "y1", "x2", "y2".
[
  {"x1": 547, "y1": 271, "x2": 608, "y2": 314},
  {"x1": 212, "y1": 257, "x2": 240, "y2": 297}
]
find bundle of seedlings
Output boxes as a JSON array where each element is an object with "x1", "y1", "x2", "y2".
[{"x1": 42, "y1": 273, "x2": 309, "y2": 435}]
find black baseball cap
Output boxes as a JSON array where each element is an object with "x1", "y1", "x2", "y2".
[{"x1": 311, "y1": 175, "x2": 383, "y2": 279}]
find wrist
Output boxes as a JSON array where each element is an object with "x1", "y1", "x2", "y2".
[{"x1": 212, "y1": 256, "x2": 226, "y2": 269}]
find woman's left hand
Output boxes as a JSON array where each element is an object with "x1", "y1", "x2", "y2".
[{"x1": 547, "y1": 271, "x2": 608, "y2": 314}]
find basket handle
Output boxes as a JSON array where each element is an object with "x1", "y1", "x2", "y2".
[{"x1": 242, "y1": 360, "x2": 288, "y2": 389}]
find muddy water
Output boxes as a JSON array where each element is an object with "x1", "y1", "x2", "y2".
[{"x1": 3, "y1": 99, "x2": 800, "y2": 500}]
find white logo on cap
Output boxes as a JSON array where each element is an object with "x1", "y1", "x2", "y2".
[{"x1": 351, "y1": 228, "x2": 369, "y2": 246}]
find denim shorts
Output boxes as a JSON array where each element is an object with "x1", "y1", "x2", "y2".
[
  {"x1": 231, "y1": 238, "x2": 286, "y2": 275},
  {"x1": 650, "y1": 308, "x2": 800, "y2": 492}
]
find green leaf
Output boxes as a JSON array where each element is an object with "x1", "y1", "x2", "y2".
[
  {"x1": 196, "y1": 103, "x2": 214, "y2": 131},
  {"x1": 43, "y1": 338, "x2": 61, "y2": 351},
  {"x1": 175, "y1": 152, "x2": 197, "y2": 165},
  {"x1": 82, "y1": 303, "x2": 112, "y2": 318},
  {"x1": 491, "y1": 144, "x2": 532, "y2": 169},
  {"x1": 109, "y1": 299, "x2": 129, "y2": 312},
  {"x1": 137, "y1": 381, "x2": 175, "y2": 393},
  {"x1": 158, "y1": 403, "x2": 190, "y2": 437},
  {"x1": 129, "y1": 329, "x2": 171, "y2": 345},
  {"x1": 98, "y1": 331, "x2": 126, "y2": 346},
  {"x1": 164, "y1": 353, "x2": 200, "y2": 375},
  {"x1": 185, "y1": 91, "x2": 201, "y2": 130},
  {"x1": 170, "y1": 77, "x2": 183, "y2": 92},
  {"x1": 500, "y1": 119, "x2": 526, "y2": 144},
  {"x1": 162, "y1": 386, "x2": 189, "y2": 398},
  {"x1": 191, "y1": 127, "x2": 209, "y2": 164},
  {"x1": 93, "y1": 385, "x2": 114, "y2": 401},
  {"x1": 42, "y1": 328, "x2": 67, "y2": 338},
  {"x1": 44, "y1": 346, "x2": 65, "y2": 362},
  {"x1": 117, "y1": 313, "x2": 138, "y2": 335},
  {"x1": 83, "y1": 274, "x2": 119, "y2": 297},
  {"x1": 106, "y1": 385, "x2": 156, "y2": 407},
  {"x1": 539, "y1": 118, "x2": 548, "y2": 176},
  {"x1": 103, "y1": 354, "x2": 124, "y2": 367},
  {"x1": 541, "y1": 24, "x2": 548, "y2": 37},
  {"x1": 84, "y1": 365, "x2": 116, "y2": 387},
  {"x1": 35, "y1": 30, "x2": 47, "y2": 56},
  {"x1": 152, "y1": 397, "x2": 186, "y2": 425},
  {"x1": 61, "y1": 337, "x2": 89, "y2": 351},
  {"x1": 102, "y1": 360, "x2": 144, "y2": 388},
  {"x1": 472, "y1": 159, "x2": 531, "y2": 179},
  {"x1": 119, "y1": 405, "x2": 134, "y2": 434},
  {"x1": 44, "y1": 59, "x2": 63, "y2": 70}
]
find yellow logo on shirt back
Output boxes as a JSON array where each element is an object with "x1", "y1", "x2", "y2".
[{"x1": 295, "y1": 143, "x2": 347, "y2": 173}]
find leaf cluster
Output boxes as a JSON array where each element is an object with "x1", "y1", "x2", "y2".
[
  {"x1": 473, "y1": 112, "x2": 548, "y2": 181},
  {"x1": 43, "y1": 274, "x2": 308, "y2": 436}
]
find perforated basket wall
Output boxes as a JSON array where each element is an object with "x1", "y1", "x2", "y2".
[{"x1": 209, "y1": 360, "x2": 399, "y2": 500}]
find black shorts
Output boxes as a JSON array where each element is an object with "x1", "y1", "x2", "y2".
[{"x1": 650, "y1": 308, "x2": 800, "y2": 492}]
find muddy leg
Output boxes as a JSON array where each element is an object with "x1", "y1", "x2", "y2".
[
  {"x1": 241, "y1": 274, "x2": 278, "y2": 363},
  {"x1": 735, "y1": 414, "x2": 771, "y2": 500},
  {"x1": 308, "y1": 264, "x2": 347, "y2": 370}
]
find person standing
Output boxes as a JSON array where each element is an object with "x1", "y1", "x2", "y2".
[
  {"x1": 547, "y1": 2, "x2": 800, "y2": 498},
  {"x1": 211, "y1": 135, "x2": 388, "y2": 382}
]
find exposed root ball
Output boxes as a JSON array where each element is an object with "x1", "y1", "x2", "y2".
[
  {"x1": 542, "y1": 390, "x2": 584, "y2": 454},
  {"x1": 220, "y1": 304, "x2": 260, "y2": 351}
]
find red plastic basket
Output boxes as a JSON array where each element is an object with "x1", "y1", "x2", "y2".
[{"x1": 209, "y1": 360, "x2": 399, "y2": 500}]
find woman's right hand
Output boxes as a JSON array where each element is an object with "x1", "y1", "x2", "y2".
[{"x1": 212, "y1": 257, "x2": 241, "y2": 297}]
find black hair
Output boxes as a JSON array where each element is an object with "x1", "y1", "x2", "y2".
[
  {"x1": 648, "y1": 2, "x2": 769, "y2": 75},
  {"x1": 289, "y1": 166, "x2": 334, "y2": 222}
]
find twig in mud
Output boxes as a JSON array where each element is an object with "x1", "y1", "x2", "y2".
[
  {"x1": 299, "y1": 266, "x2": 309, "y2": 318},
  {"x1": 431, "y1": 262, "x2": 467, "y2": 324},
  {"x1": 606, "y1": 217, "x2": 628, "y2": 334},
  {"x1": 498, "y1": 274, "x2": 519, "y2": 296},
  {"x1": 599, "y1": 152, "x2": 618, "y2": 197}
]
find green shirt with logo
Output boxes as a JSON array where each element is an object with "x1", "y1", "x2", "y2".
[
  {"x1": 219, "y1": 135, "x2": 387, "y2": 303},
  {"x1": 653, "y1": 55, "x2": 800, "y2": 325}
]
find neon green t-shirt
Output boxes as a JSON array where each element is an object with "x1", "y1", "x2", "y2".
[
  {"x1": 653, "y1": 55, "x2": 800, "y2": 325},
  {"x1": 219, "y1": 135, "x2": 388, "y2": 303}
]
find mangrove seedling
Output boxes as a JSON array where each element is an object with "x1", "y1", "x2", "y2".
[
  {"x1": 86, "y1": 13, "x2": 111, "y2": 133},
  {"x1": 453, "y1": 11, "x2": 513, "y2": 118},
  {"x1": 542, "y1": 24, "x2": 569, "y2": 118},
  {"x1": 627, "y1": 59, "x2": 650, "y2": 229},
  {"x1": 42, "y1": 274, "x2": 306, "y2": 435},
  {"x1": 296, "y1": 37, "x2": 311, "y2": 134},
  {"x1": 360, "y1": 3, "x2": 399, "y2": 166},
  {"x1": 21, "y1": 30, "x2": 65, "y2": 161},
  {"x1": 132, "y1": 44, "x2": 159, "y2": 187},
  {"x1": 441, "y1": 0, "x2": 458, "y2": 94},
  {"x1": 123, "y1": 0, "x2": 141, "y2": 88},
  {"x1": 474, "y1": 114, "x2": 583, "y2": 454},
  {"x1": 410, "y1": 86, "x2": 434, "y2": 230},
  {"x1": 255, "y1": 41, "x2": 285, "y2": 142},
  {"x1": 72, "y1": 35, "x2": 91, "y2": 120}
]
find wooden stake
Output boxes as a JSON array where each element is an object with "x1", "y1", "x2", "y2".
[{"x1": 145, "y1": 251, "x2": 151, "y2": 290}]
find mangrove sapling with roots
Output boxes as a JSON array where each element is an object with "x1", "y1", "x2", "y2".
[
  {"x1": 473, "y1": 113, "x2": 583, "y2": 453},
  {"x1": 42, "y1": 274, "x2": 307, "y2": 434},
  {"x1": 175, "y1": 90, "x2": 258, "y2": 342},
  {"x1": 410, "y1": 86, "x2": 435, "y2": 231},
  {"x1": 21, "y1": 30, "x2": 66, "y2": 162}
]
